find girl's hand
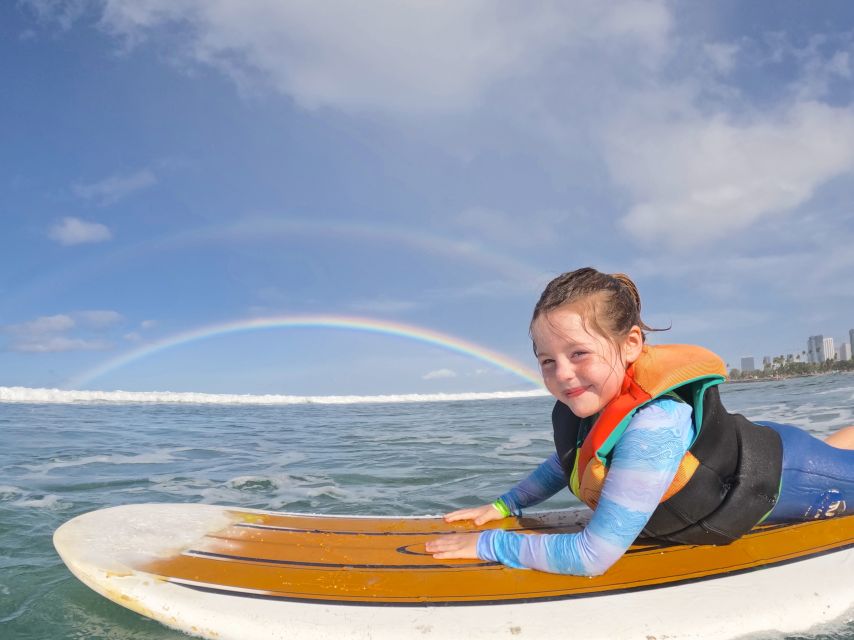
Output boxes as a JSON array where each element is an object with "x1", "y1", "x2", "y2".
[
  {"x1": 425, "y1": 533, "x2": 480, "y2": 559},
  {"x1": 443, "y1": 503, "x2": 505, "y2": 525}
]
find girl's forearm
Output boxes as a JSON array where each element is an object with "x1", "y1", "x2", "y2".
[{"x1": 497, "y1": 452, "x2": 566, "y2": 515}]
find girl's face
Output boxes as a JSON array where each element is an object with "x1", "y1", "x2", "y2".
[{"x1": 531, "y1": 303, "x2": 643, "y2": 418}]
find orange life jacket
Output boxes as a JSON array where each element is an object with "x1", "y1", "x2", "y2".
[
  {"x1": 570, "y1": 344, "x2": 726, "y2": 509},
  {"x1": 552, "y1": 344, "x2": 783, "y2": 545}
]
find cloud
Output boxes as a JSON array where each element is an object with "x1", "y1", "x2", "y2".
[
  {"x1": 780, "y1": 34, "x2": 854, "y2": 101},
  {"x1": 86, "y1": 0, "x2": 670, "y2": 116},
  {"x1": 75, "y1": 310, "x2": 124, "y2": 328},
  {"x1": 6, "y1": 314, "x2": 75, "y2": 336},
  {"x1": 10, "y1": 336, "x2": 112, "y2": 353},
  {"x1": 124, "y1": 318, "x2": 160, "y2": 342},
  {"x1": 422, "y1": 368, "x2": 457, "y2": 380},
  {"x1": 23, "y1": 0, "x2": 89, "y2": 30},
  {"x1": 27, "y1": 1, "x2": 854, "y2": 260},
  {"x1": 48, "y1": 217, "x2": 112, "y2": 245},
  {"x1": 605, "y1": 99, "x2": 854, "y2": 248},
  {"x1": 73, "y1": 169, "x2": 157, "y2": 205},
  {"x1": 593, "y1": 31, "x2": 854, "y2": 249},
  {"x1": 703, "y1": 42, "x2": 740, "y2": 75},
  {"x1": 3, "y1": 310, "x2": 124, "y2": 353}
]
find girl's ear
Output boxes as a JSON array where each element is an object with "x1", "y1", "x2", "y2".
[{"x1": 623, "y1": 326, "x2": 644, "y2": 364}]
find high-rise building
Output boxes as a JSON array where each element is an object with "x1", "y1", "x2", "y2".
[
  {"x1": 807, "y1": 335, "x2": 824, "y2": 364},
  {"x1": 824, "y1": 337, "x2": 835, "y2": 362},
  {"x1": 838, "y1": 342, "x2": 852, "y2": 362},
  {"x1": 807, "y1": 335, "x2": 836, "y2": 363},
  {"x1": 740, "y1": 356, "x2": 756, "y2": 372},
  {"x1": 850, "y1": 329, "x2": 854, "y2": 358},
  {"x1": 763, "y1": 355, "x2": 771, "y2": 369}
]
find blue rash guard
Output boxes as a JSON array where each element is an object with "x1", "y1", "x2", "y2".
[
  {"x1": 476, "y1": 399, "x2": 854, "y2": 575},
  {"x1": 477, "y1": 397, "x2": 694, "y2": 576}
]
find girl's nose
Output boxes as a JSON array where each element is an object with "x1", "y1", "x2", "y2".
[{"x1": 554, "y1": 357, "x2": 575, "y2": 382}]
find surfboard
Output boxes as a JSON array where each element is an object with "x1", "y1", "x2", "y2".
[{"x1": 54, "y1": 503, "x2": 854, "y2": 640}]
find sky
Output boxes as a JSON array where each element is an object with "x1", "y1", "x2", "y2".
[{"x1": 3, "y1": 0, "x2": 854, "y2": 395}]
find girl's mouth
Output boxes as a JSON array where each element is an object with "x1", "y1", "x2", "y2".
[{"x1": 564, "y1": 386, "x2": 588, "y2": 398}]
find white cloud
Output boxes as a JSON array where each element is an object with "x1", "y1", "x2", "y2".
[
  {"x1": 3, "y1": 310, "x2": 124, "y2": 353},
  {"x1": 73, "y1": 168, "x2": 157, "y2": 205},
  {"x1": 10, "y1": 336, "x2": 112, "y2": 353},
  {"x1": 28, "y1": 0, "x2": 854, "y2": 264},
  {"x1": 703, "y1": 42, "x2": 740, "y2": 74},
  {"x1": 23, "y1": 0, "x2": 89, "y2": 30},
  {"x1": 90, "y1": 0, "x2": 670, "y2": 116},
  {"x1": 781, "y1": 34, "x2": 854, "y2": 101},
  {"x1": 140, "y1": 319, "x2": 157, "y2": 329},
  {"x1": 828, "y1": 51, "x2": 852, "y2": 79},
  {"x1": 422, "y1": 368, "x2": 457, "y2": 380},
  {"x1": 6, "y1": 314, "x2": 75, "y2": 336},
  {"x1": 48, "y1": 217, "x2": 112, "y2": 245},
  {"x1": 605, "y1": 100, "x2": 854, "y2": 248},
  {"x1": 76, "y1": 310, "x2": 124, "y2": 328}
]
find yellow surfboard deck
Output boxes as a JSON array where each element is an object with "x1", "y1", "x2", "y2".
[
  {"x1": 148, "y1": 508, "x2": 854, "y2": 603},
  {"x1": 54, "y1": 504, "x2": 854, "y2": 639}
]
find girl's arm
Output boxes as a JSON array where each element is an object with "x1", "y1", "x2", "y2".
[
  {"x1": 443, "y1": 452, "x2": 567, "y2": 525},
  {"x1": 496, "y1": 452, "x2": 567, "y2": 515},
  {"x1": 476, "y1": 397, "x2": 693, "y2": 576}
]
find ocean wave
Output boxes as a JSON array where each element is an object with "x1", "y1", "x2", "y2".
[{"x1": 0, "y1": 386, "x2": 548, "y2": 406}]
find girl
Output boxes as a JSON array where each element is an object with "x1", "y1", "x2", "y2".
[{"x1": 425, "y1": 267, "x2": 854, "y2": 576}]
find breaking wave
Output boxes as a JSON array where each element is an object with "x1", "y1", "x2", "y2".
[{"x1": 0, "y1": 386, "x2": 549, "y2": 406}]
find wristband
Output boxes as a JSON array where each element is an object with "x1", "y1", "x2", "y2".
[{"x1": 491, "y1": 499, "x2": 511, "y2": 518}]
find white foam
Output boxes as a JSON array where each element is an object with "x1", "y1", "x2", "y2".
[
  {"x1": 0, "y1": 486, "x2": 24, "y2": 499},
  {"x1": 226, "y1": 475, "x2": 291, "y2": 491},
  {"x1": 0, "y1": 386, "x2": 548, "y2": 406},
  {"x1": 23, "y1": 451, "x2": 177, "y2": 474},
  {"x1": 497, "y1": 433, "x2": 536, "y2": 451},
  {"x1": 12, "y1": 494, "x2": 65, "y2": 509},
  {"x1": 0, "y1": 486, "x2": 69, "y2": 510}
]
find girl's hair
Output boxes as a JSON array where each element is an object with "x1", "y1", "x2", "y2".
[{"x1": 530, "y1": 267, "x2": 663, "y2": 348}]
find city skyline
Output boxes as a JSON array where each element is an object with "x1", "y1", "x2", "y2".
[{"x1": 741, "y1": 328, "x2": 854, "y2": 371}]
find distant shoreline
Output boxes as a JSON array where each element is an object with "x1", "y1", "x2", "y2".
[{"x1": 726, "y1": 370, "x2": 851, "y2": 384}]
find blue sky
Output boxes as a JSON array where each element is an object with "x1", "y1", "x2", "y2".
[{"x1": 3, "y1": 1, "x2": 854, "y2": 395}]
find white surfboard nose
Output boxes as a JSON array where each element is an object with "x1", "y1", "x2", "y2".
[{"x1": 53, "y1": 503, "x2": 236, "y2": 574}]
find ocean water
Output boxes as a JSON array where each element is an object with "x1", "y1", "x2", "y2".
[{"x1": 2, "y1": 375, "x2": 854, "y2": 640}]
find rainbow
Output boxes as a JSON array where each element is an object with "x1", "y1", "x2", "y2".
[{"x1": 67, "y1": 315, "x2": 544, "y2": 391}]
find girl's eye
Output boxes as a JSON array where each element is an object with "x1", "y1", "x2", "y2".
[
  {"x1": 539, "y1": 358, "x2": 555, "y2": 367},
  {"x1": 570, "y1": 351, "x2": 588, "y2": 360}
]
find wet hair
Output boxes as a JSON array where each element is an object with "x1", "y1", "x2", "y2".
[{"x1": 530, "y1": 267, "x2": 663, "y2": 352}]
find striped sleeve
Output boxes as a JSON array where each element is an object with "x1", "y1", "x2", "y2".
[{"x1": 477, "y1": 397, "x2": 694, "y2": 575}]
